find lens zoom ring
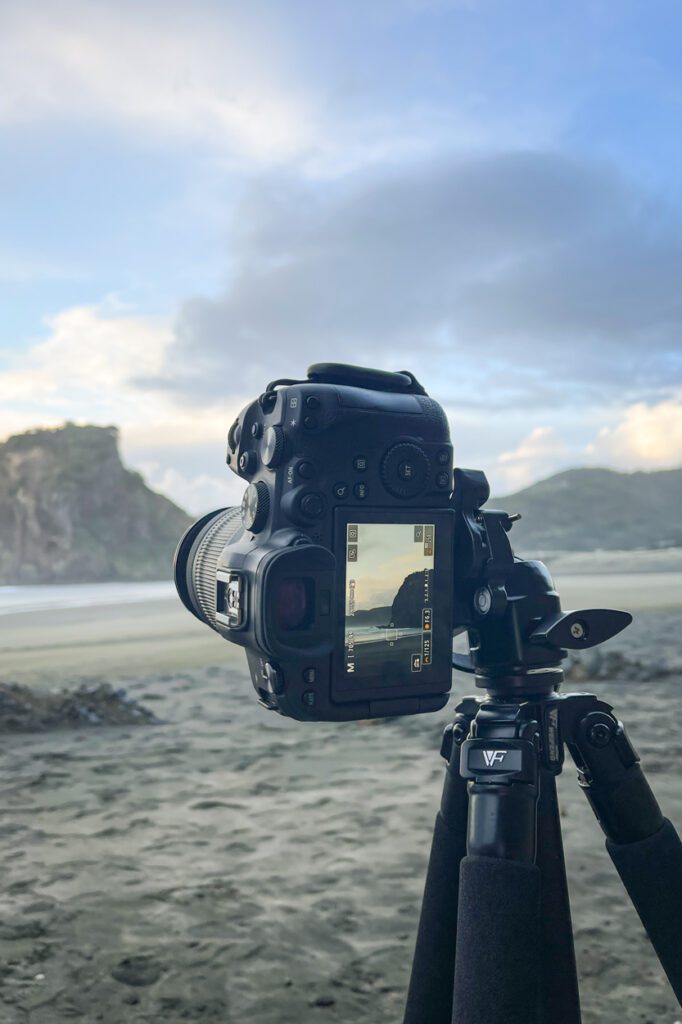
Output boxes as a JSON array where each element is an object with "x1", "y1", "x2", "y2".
[{"x1": 192, "y1": 507, "x2": 243, "y2": 628}]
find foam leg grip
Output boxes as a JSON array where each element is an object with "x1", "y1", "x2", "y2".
[
  {"x1": 453, "y1": 856, "x2": 542, "y2": 1024},
  {"x1": 403, "y1": 811, "x2": 468, "y2": 1024},
  {"x1": 606, "y1": 818, "x2": 682, "y2": 1003}
]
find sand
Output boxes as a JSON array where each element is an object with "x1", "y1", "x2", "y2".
[{"x1": 0, "y1": 572, "x2": 680, "y2": 1023}]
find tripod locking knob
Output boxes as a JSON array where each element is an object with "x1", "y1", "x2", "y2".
[{"x1": 530, "y1": 608, "x2": 632, "y2": 651}]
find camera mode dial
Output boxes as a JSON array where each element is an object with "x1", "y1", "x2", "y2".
[
  {"x1": 381, "y1": 443, "x2": 429, "y2": 498},
  {"x1": 262, "y1": 426, "x2": 285, "y2": 468},
  {"x1": 241, "y1": 481, "x2": 270, "y2": 533}
]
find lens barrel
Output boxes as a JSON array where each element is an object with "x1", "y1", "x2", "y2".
[{"x1": 173, "y1": 506, "x2": 243, "y2": 628}]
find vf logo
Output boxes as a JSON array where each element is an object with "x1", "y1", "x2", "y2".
[{"x1": 482, "y1": 750, "x2": 508, "y2": 767}]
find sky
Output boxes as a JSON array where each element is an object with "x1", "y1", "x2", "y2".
[{"x1": 1, "y1": 0, "x2": 681, "y2": 513}]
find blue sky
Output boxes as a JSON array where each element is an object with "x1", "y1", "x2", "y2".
[{"x1": 1, "y1": 0, "x2": 681, "y2": 512}]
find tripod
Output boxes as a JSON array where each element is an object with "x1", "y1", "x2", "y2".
[{"x1": 403, "y1": 473, "x2": 682, "y2": 1024}]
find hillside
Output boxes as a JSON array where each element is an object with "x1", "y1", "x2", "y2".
[
  {"x1": 0, "y1": 424, "x2": 192, "y2": 584},
  {"x1": 492, "y1": 466, "x2": 682, "y2": 553}
]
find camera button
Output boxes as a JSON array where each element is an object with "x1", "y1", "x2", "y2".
[
  {"x1": 250, "y1": 423, "x2": 263, "y2": 439},
  {"x1": 333, "y1": 482, "x2": 349, "y2": 499},
  {"x1": 303, "y1": 667, "x2": 316, "y2": 684},
  {"x1": 353, "y1": 482, "x2": 368, "y2": 500},
  {"x1": 300, "y1": 493, "x2": 324, "y2": 518},
  {"x1": 302, "y1": 690, "x2": 316, "y2": 708},
  {"x1": 238, "y1": 450, "x2": 258, "y2": 475},
  {"x1": 436, "y1": 448, "x2": 450, "y2": 466},
  {"x1": 241, "y1": 481, "x2": 270, "y2": 533},
  {"x1": 353, "y1": 455, "x2": 368, "y2": 472},
  {"x1": 305, "y1": 395, "x2": 321, "y2": 410},
  {"x1": 264, "y1": 662, "x2": 284, "y2": 696},
  {"x1": 436, "y1": 470, "x2": 451, "y2": 488},
  {"x1": 297, "y1": 460, "x2": 315, "y2": 479},
  {"x1": 262, "y1": 426, "x2": 285, "y2": 467},
  {"x1": 303, "y1": 414, "x2": 319, "y2": 430}
]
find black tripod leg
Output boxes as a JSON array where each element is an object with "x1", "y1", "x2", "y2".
[
  {"x1": 536, "y1": 768, "x2": 582, "y2": 1024},
  {"x1": 452, "y1": 737, "x2": 543, "y2": 1024},
  {"x1": 403, "y1": 714, "x2": 472, "y2": 1024},
  {"x1": 571, "y1": 707, "x2": 682, "y2": 1004}
]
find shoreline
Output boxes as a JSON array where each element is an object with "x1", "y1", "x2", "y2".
[{"x1": 2, "y1": 567, "x2": 681, "y2": 687}]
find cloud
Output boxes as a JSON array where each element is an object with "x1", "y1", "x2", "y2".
[
  {"x1": 0, "y1": 302, "x2": 247, "y2": 513},
  {"x1": 491, "y1": 395, "x2": 682, "y2": 494},
  {"x1": 494, "y1": 426, "x2": 570, "y2": 492},
  {"x1": 2, "y1": 299, "x2": 680, "y2": 513},
  {"x1": 150, "y1": 150, "x2": 682, "y2": 408},
  {"x1": 586, "y1": 395, "x2": 682, "y2": 470},
  {"x1": 0, "y1": 1, "x2": 311, "y2": 161}
]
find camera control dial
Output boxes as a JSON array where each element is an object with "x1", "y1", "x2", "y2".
[
  {"x1": 241, "y1": 481, "x2": 270, "y2": 533},
  {"x1": 262, "y1": 426, "x2": 285, "y2": 468},
  {"x1": 381, "y1": 443, "x2": 429, "y2": 498}
]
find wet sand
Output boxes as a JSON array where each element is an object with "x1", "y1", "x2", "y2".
[{"x1": 0, "y1": 571, "x2": 680, "y2": 1022}]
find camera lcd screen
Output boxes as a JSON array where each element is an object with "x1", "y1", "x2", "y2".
[{"x1": 344, "y1": 522, "x2": 435, "y2": 680}]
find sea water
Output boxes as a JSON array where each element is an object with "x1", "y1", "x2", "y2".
[{"x1": 0, "y1": 581, "x2": 176, "y2": 616}]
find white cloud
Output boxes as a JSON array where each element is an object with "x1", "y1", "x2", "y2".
[
  {"x1": 137, "y1": 463, "x2": 244, "y2": 515},
  {"x1": 494, "y1": 426, "x2": 571, "y2": 493},
  {"x1": 0, "y1": 304, "x2": 169, "y2": 411},
  {"x1": 0, "y1": 301, "x2": 248, "y2": 513},
  {"x1": 0, "y1": 1, "x2": 311, "y2": 161},
  {"x1": 586, "y1": 396, "x2": 682, "y2": 470},
  {"x1": 491, "y1": 398, "x2": 682, "y2": 495}
]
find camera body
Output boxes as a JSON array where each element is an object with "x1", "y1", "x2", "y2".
[{"x1": 175, "y1": 363, "x2": 467, "y2": 721}]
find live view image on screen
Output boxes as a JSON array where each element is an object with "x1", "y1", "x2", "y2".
[{"x1": 344, "y1": 522, "x2": 434, "y2": 678}]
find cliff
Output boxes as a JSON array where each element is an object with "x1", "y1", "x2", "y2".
[{"x1": 0, "y1": 424, "x2": 192, "y2": 584}]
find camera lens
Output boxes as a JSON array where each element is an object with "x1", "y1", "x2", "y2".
[{"x1": 174, "y1": 506, "x2": 243, "y2": 627}]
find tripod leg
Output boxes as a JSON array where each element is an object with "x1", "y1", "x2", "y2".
[
  {"x1": 570, "y1": 706, "x2": 682, "y2": 1004},
  {"x1": 453, "y1": 735, "x2": 543, "y2": 1024},
  {"x1": 403, "y1": 712, "x2": 472, "y2": 1024},
  {"x1": 536, "y1": 768, "x2": 582, "y2": 1024}
]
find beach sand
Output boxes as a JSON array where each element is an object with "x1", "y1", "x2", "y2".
[{"x1": 0, "y1": 570, "x2": 680, "y2": 1022}]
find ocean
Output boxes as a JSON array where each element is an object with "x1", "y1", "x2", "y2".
[{"x1": 0, "y1": 581, "x2": 176, "y2": 617}]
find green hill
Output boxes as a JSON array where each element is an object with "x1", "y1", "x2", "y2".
[
  {"x1": 0, "y1": 424, "x2": 192, "y2": 584},
  {"x1": 492, "y1": 466, "x2": 682, "y2": 553}
]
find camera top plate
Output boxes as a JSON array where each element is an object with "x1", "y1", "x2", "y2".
[{"x1": 306, "y1": 363, "x2": 427, "y2": 395}]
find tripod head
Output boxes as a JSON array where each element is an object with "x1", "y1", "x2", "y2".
[{"x1": 451, "y1": 468, "x2": 632, "y2": 697}]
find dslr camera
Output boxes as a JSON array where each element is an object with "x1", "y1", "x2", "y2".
[{"x1": 174, "y1": 363, "x2": 527, "y2": 721}]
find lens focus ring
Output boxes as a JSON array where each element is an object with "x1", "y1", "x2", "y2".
[{"x1": 190, "y1": 507, "x2": 243, "y2": 628}]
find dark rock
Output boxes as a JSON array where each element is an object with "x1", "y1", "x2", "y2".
[
  {"x1": 111, "y1": 955, "x2": 163, "y2": 987},
  {"x1": 564, "y1": 649, "x2": 674, "y2": 683},
  {"x1": 0, "y1": 682, "x2": 160, "y2": 732},
  {"x1": 311, "y1": 994, "x2": 336, "y2": 1007}
]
